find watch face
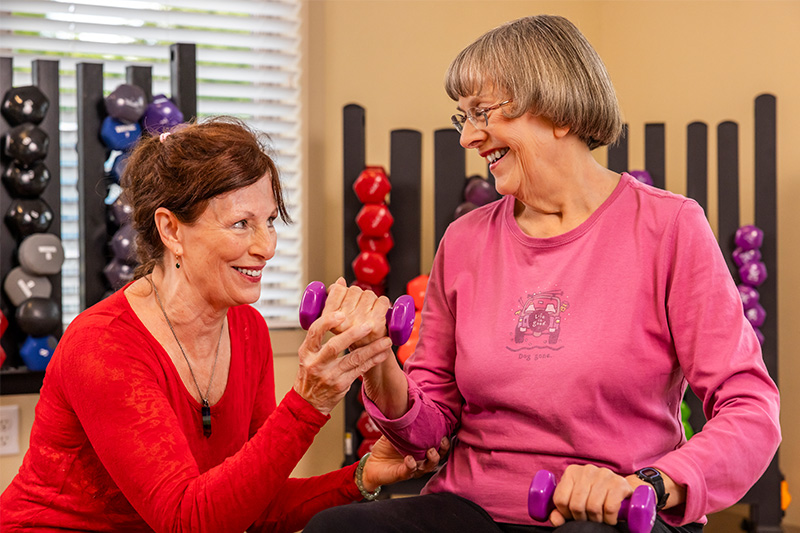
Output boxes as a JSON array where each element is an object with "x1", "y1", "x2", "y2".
[{"x1": 640, "y1": 467, "x2": 659, "y2": 478}]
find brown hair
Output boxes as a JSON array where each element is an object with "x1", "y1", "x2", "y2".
[
  {"x1": 122, "y1": 116, "x2": 291, "y2": 278},
  {"x1": 445, "y1": 15, "x2": 622, "y2": 150}
]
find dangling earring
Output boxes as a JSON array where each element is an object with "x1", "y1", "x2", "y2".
[{"x1": 175, "y1": 255, "x2": 181, "y2": 269}]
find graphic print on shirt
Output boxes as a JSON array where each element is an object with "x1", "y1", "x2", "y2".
[{"x1": 507, "y1": 289, "x2": 569, "y2": 355}]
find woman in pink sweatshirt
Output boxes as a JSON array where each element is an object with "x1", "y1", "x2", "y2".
[{"x1": 304, "y1": 14, "x2": 780, "y2": 533}]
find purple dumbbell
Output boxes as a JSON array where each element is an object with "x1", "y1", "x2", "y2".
[
  {"x1": 737, "y1": 284, "x2": 760, "y2": 310},
  {"x1": 734, "y1": 225, "x2": 764, "y2": 250},
  {"x1": 528, "y1": 470, "x2": 656, "y2": 533},
  {"x1": 739, "y1": 261, "x2": 768, "y2": 287},
  {"x1": 298, "y1": 281, "x2": 415, "y2": 345},
  {"x1": 745, "y1": 303, "x2": 767, "y2": 329},
  {"x1": 629, "y1": 170, "x2": 653, "y2": 186},
  {"x1": 732, "y1": 247, "x2": 761, "y2": 268}
]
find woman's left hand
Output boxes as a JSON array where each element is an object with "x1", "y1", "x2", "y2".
[{"x1": 359, "y1": 435, "x2": 450, "y2": 492}]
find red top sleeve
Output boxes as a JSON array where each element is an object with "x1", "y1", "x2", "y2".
[{"x1": 0, "y1": 290, "x2": 360, "y2": 532}]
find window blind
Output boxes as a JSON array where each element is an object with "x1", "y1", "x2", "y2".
[{"x1": 0, "y1": 0, "x2": 304, "y2": 328}]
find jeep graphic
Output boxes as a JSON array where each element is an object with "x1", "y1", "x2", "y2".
[{"x1": 514, "y1": 291, "x2": 566, "y2": 344}]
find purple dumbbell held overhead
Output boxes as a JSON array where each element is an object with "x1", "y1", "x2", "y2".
[
  {"x1": 528, "y1": 470, "x2": 656, "y2": 533},
  {"x1": 299, "y1": 281, "x2": 415, "y2": 345}
]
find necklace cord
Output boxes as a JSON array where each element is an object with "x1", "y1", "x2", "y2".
[{"x1": 152, "y1": 281, "x2": 224, "y2": 436}]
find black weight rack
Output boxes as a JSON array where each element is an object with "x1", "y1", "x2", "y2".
[{"x1": 1, "y1": 58, "x2": 62, "y2": 395}]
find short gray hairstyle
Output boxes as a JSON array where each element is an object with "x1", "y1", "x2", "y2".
[{"x1": 445, "y1": 15, "x2": 622, "y2": 150}]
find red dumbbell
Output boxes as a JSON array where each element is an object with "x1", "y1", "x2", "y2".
[
  {"x1": 353, "y1": 166, "x2": 391, "y2": 204},
  {"x1": 357, "y1": 410, "x2": 382, "y2": 440},
  {"x1": 298, "y1": 281, "x2": 415, "y2": 345},
  {"x1": 357, "y1": 232, "x2": 394, "y2": 255},
  {"x1": 352, "y1": 252, "x2": 390, "y2": 286},
  {"x1": 528, "y1": 470, "x2": 656, "y2": 533},
  {"x1": 356, "y1": 204, "x2": 394, "y2": 237}
]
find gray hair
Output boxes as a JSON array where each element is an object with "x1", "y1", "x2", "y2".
[{"x1": 445, "y1": 15, "x2": 622, "y2": 150}]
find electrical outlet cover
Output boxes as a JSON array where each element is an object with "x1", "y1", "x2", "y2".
[{"x1": 0, "y1": 404, "x2": 21, "y2": 455}]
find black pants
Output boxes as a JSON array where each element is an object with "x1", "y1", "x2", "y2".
[{"x1": 303, "y1": 492, "x2": 704, "y2": 533}]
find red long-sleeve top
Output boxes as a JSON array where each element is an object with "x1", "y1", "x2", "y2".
[{"x1": 1, "y1": 289, "x2": 360, "y2": 532}]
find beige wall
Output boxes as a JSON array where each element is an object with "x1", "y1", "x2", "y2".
[{"x1": 2, "y1": 0, "x2": 798, "y2": 528}]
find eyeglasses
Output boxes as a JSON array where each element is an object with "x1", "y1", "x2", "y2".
[{"x1": 451, "y1": 100, "x2": 513, "y2": 133}]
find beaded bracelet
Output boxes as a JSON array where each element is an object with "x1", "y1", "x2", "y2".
[{"x1": 356, "y1": 452, "x2": 382, "y2": 501}]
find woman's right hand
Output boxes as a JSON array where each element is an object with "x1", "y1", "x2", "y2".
[{"x1": 294, "y1": 311, "x2": 393, "y2": 415}]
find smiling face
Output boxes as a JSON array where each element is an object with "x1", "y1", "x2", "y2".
[
  {"x1": 176, "y1": 173, "x2": 278, "y2": 310},
  {"x1": 456, "y1": 91, "x2": 561, "y2": 201}
]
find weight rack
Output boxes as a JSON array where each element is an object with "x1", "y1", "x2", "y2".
[{"x1": 0, "y1": 58, "x2": 62, "y2": 395}]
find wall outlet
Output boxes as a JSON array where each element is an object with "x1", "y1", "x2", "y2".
[{"x1": 0, "y1": 404, "x2": 20, "y2": 455}]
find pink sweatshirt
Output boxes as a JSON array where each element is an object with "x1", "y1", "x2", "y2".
[{"x1": 365, "y1": 173, "x2": 780, "y2": 527}]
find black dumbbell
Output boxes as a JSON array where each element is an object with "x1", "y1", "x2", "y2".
[
  {"x1": 4, "y1": 123, "x2": 49, "y2": 166},
  {"x1": 2, "y1": 162, "x2": 51, "y2": 198},
  {"x1": 5, "y1": 198, "x2": 54, "y2": 239},
  {"x1": 1, "y1": 85, "x2": 49, "y2": 126}
]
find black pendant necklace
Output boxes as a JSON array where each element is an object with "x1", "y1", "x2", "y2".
[{"x1": 153, "y1": 282, "x2": 224, "y2": 438}]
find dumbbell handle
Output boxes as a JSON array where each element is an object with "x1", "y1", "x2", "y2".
[
  {"x1": 528, "y1": 470, "x2": 656, "y2": 533},
  {"x1": 298, "y1": 281, "x2": 415, "y2": 345}
]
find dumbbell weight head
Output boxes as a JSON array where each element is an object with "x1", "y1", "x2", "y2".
[
  {"x1": 357, "y1": 232, "x2": 394, "y2": 255},
  {"x1": 1, "y1": 309, "x2": 8, "y2": 336},
  {"x1": 103, "y1": 258, "x2": 135, "y2": 290},
  {"x1": 105, "y1": 84, "x2": 147, "y2": 124},
  {"x1": 739, "y1": 261, "x2": 767, "y2": 287},
  {"x1": 356, "y1": 410, "x2": 382, "y2": 440},
  {"x1": 15, "y1": 297, "x2": 61, "y2": 337},
  {"x1": 464, "y1": 176, "x2": 496, "y2": 207},
  {"x1": 18, "y1": 233, "x2": 65, "y2": 275},
  {"x1": 454, "y1": 201, "x2": 477, "y2": 220},
  {"x1": 5, "y1": 123, "x2": 49, "y2": 167},
  {"x1": 110, "y1": 224, "x2": 138, "y2": 265},
  {"x1": 109, "y1": 191, "x2": 134, "y2": 228},
  {"x1": 353, "y1": 167, "x2": 391, "y2": 204},
  {"x1": 2, "y1": 86, "x2": 49, "y2": 126},
  {"x1": 19, "y1": 335, "x2": 57, "y2": 371},
  {"x1": 528, "y1": 470, "x2": 557, "y2": 521},
  {"x1": 386, "y1": 295, "x2": 414, "y2": 346},
  {"x1": 629, "y1": 170, "x2": 654, "y2": 186},
  {"x1": 100, "y1": 116, "x2": 142, "y2": 151},
  {"x1": 356, "y1": 204, "x2": 394, "y2": 237},
  {"x1": 110, "y1": 151, "x2": 131, "y2": 184},
  {"x1": 298, "y1": 281, "x2": 327, "y2": 330},
  {"x1": 734, "y1": 225, "x2": 764, "y2": 250},
  {"x1": 357, "y1": 437, "x2": 379, "y2": 458},
  {"x1": 4, "y1": 267, "x2": 52, "y2": 307},
  {"x1": 754, "y1": 328, "x2": 765, "y2": 345},
  {"x1": 352, "y1": 251, "x2": 390, "y2": 286},
  {"x1": 732, "y1": 247, "x2": 761, "y2": 268},
  {"x1": 737, "y1": 285, "x2": 759, "y2": 310},
  {"x1": 744, "y1": 303, "x2": 766, "y2": 329},
  {"x1": 5, "y1": 198, "x2": 54, "y2": 239},
  {"x1": 2, "y1": 162, "x2": 51, "y2": 198},
  {"x1": 141, "y1": 94, "x2": 185, "y2": 134}
]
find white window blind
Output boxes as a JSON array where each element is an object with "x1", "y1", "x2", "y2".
[{"x1": 0, "y1": 0, "x2": 304, "y2": 328}]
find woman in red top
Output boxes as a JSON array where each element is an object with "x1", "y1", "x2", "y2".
[{"x1": 0, "y1": 118, "x2": 444, "y2": 532}]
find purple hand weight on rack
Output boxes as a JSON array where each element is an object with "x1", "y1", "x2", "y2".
[{"x1": 528, "y1": 470, "x2": 656, "y2": 533}]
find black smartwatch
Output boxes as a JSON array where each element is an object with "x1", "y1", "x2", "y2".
[{"x1": 635, "y1": 467, "x2": 670, "y2": 510}]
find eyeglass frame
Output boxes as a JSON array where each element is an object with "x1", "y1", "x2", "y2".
[{"x1": 451, "y1": 99, "x2": 513, "y2": 133}]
